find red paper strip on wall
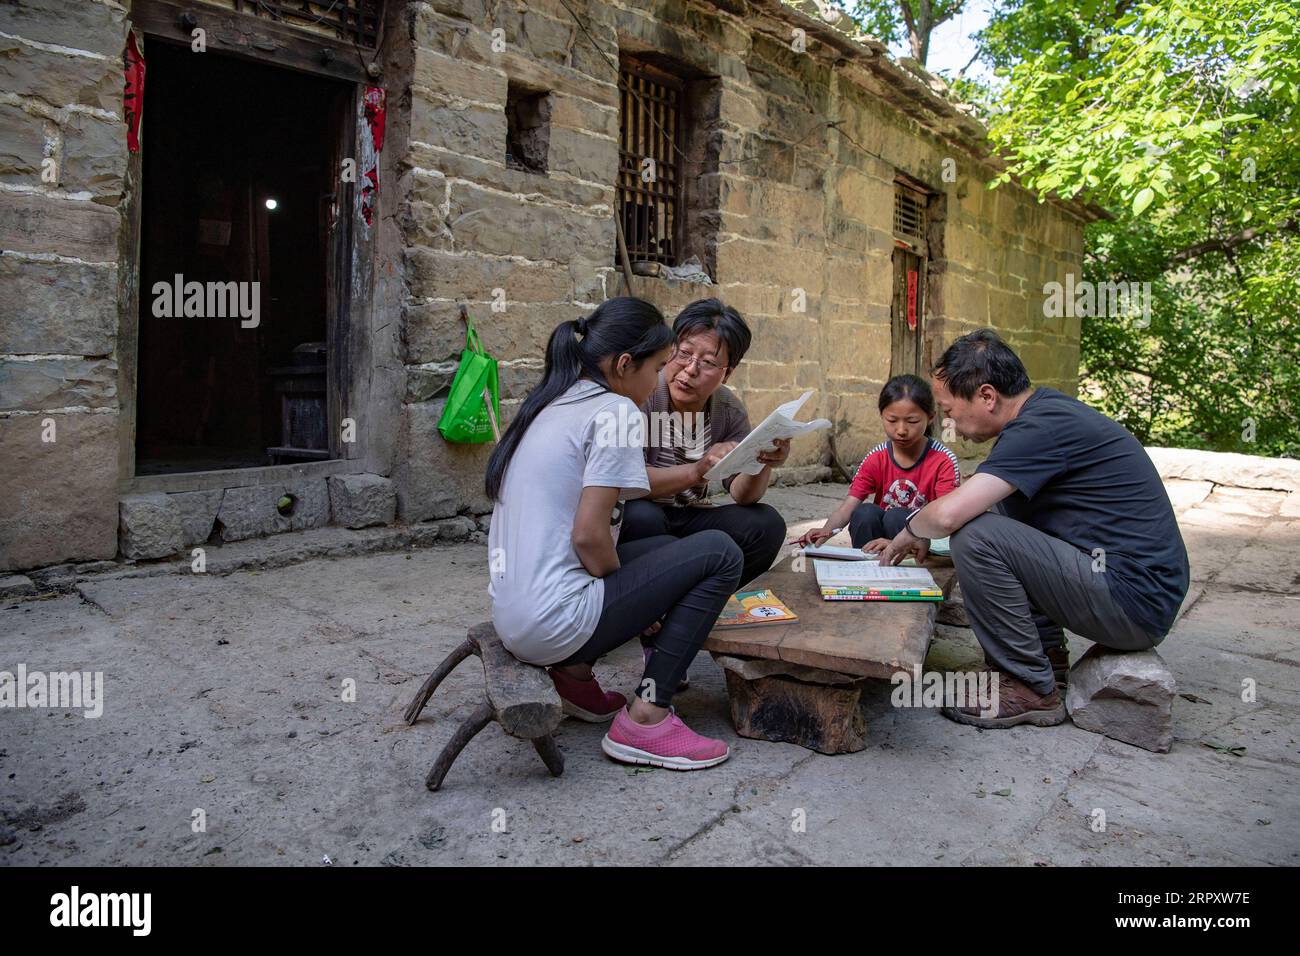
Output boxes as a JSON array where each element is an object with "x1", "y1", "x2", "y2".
[
  {"x1": 907, "y1": 270, "x2": 918, "y2": 330},
  {"x1": 124, "y1": 30, "x2": 146, "y2": 153},
  {"x1": 360, "y1": 86, "x2": 386, "y2": 227},
  {"x1": 363, "y1": 86, "x2": 386, "y2": 152}
]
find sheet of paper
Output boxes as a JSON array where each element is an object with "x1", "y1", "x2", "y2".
[
  {"x1": 799, "y1": 544, "x2": 870, "y2": 561},
  {"x1": 704, "y1": 390, "x2": 831, "y2": 481}
]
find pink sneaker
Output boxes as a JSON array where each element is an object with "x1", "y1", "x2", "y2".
[
  {"x1": 548, "y1": 668, "x2": 626, "y2": 723},
  {"x1": 642, "y1": 646, "x2": 689, "y2": 692},
  {"x1": 602, "y1": 708, "x2": 730, "y2": 770}
]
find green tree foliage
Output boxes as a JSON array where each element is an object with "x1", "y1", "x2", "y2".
[
  {"x1": 843, "y1": 0, "x2": 968, "y2": 64},
  {"x1": 979, "y1": 0, "x2": 1299, "y2": 455}
]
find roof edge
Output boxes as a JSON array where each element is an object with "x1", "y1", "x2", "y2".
[{"x1": 716, "y1": 0, "x2": 1107, "y2": 223}]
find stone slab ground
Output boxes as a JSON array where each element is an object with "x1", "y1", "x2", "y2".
[{"x1": 1, "y1": 479, "x2": 1296, "y2": 866}]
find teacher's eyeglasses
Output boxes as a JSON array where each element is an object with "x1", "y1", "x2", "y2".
[{"x1": 671, "y1": 346, "x2": 725, "y2": 375}]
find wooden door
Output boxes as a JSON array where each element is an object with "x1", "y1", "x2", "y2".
[{"x1": 890, "y1": 246, "x2": 924, "y2": 378}]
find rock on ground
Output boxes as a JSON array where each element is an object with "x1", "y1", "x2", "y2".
[
  {"x1": 1066, "y1": 645, "x2": 1176, "y2": 753},
  {"x1": 216, "y1": 480, "x2": 330, "y2": 542},
  {"x1": 172, "y1": 489, "x2": 224, "y2": 546}
]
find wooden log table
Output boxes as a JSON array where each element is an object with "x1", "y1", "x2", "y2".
[{"x1": 703, "y1": 555, "x2": 957, "y2": 754}]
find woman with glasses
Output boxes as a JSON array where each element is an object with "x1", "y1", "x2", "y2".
[{"x1": 617, "y1": 299, "x2": 791, "y2": 688}]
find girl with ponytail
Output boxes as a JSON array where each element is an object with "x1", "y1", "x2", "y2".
[{"x1": 486, "y1": 296, "x2": 742, "y2": 770}]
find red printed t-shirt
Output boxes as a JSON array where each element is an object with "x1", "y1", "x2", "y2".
[{"x1": 849, "y1": 438, "x2": 961, "y2": 510}]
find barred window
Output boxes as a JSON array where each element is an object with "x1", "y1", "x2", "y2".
[
  {"x1": 893, "y1": 183, "x2": 928, "y2": 252},
  {"x1": 617, "y1": 55, "x2": 685, "y2": 267}
]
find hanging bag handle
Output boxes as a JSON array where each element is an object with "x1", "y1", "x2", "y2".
[
  {"x1": 464, "y1": 313, "x2": 485, "y2": 357},
  {"x1": 460, "y1": 305, "x2": 500, "y2": 441}
]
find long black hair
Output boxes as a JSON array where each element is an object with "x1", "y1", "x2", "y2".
[
  {"x1": 878, "y1": 374, "x2": 937, "y2": 438},
  {"x1": 485, "y1": 296, "x2": 673, "y2": 501}
]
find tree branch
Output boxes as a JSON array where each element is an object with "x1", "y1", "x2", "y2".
[
  {"x1": 1080, "y1": 362, "x2": 1180, "y2": 390},
  {"x1": 898, "y1": 0, "x2": 920, "y2": 60},
  {"x1": 1168, "y1": 219, "x2": 1298, "y2": 264}
]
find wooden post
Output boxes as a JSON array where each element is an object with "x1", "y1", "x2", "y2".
[
  {"x1": 614, "y1": 209, "x2": 637, "y2": 297},
  {"x1": 722, "y1": 669, "x2": 867, "y2": 754}
]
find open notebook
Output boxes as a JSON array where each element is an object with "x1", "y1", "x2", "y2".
[{"x1": 812, "y1": 559, "x2": 943, "y2": 601}]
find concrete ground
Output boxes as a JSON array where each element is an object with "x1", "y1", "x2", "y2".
[{"x1": 1, "y1": 478, "x2": 1297, "y2": 866}]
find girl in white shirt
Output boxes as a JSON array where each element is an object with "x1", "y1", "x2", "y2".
[{"x1": 486, "y1": 297, "x2": 741, "y2": 770}]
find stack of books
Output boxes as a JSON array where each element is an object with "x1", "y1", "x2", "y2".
[{"x1": 812, "y1": 559, "x2": 943, "y2": 602}]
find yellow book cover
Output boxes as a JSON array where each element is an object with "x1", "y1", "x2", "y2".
[{"x1": 715, "y1": 588, "x2": 798, "y2": 627}]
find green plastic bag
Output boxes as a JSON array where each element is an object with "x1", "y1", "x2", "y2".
[{"x1": 437, "y1": 317, "x2": 500, "y2": 444}]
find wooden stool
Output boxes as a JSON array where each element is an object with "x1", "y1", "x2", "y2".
[{"x1": 403, "y1": 622, "x2": 564, "y2": 791}]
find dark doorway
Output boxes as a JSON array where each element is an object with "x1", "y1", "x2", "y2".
[{"x1": 134, "y1": 42, "x2": 350, "y2": 475}]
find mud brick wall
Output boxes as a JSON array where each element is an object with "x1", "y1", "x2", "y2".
[
  {"x1": 0, "y1": 0, "x2": 128, "y2": 570},
  {"x1": 390, "y1": 0, "x2": 1085, "y2": 521}
]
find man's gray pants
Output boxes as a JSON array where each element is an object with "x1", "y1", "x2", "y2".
[{"x1": 949, "y1": 512, "x2": 1162, "y2": 695}]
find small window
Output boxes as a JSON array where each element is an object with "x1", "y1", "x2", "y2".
[
  {"x1": 505, "y1": 84, "x2": 551, "y2": 174},
  {"x1": 617, "y1": 55, "x2": 685, "y2": 266},
  {"x1": 615, "y1": 53, "x2": 720, "y2": 275},
  {"x1": 893, "y1": 184, "x2": 927, "y2": 251}
]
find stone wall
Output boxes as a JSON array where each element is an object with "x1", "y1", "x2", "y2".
[
  {"x1": 390, "y1": 0, "x2": 1086, "y2": 521},
  {"x1": 0, "y1": 0, "x2": 1087, "y2": 570},
  {"x1": 0, "y1": 0, "x2": 128, "y2": 571}
]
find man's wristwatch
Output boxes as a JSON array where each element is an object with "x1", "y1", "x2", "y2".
[{"x1": 903, "y1": 507, "x2": 923, "y2": 537}]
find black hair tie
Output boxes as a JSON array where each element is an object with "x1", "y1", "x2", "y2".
[{"x1": 575, "y1": 317, "x2": 588, "y2": 336}]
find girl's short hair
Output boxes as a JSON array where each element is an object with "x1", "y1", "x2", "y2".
[{"x1": 878, "y1": 374, "x2": 936, "y2": 416}]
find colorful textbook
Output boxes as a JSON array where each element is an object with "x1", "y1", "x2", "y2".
[
  {"x1": 812, "y1": 559, "x2": 943, "y2": 602},
  {"x1": 714, "y1": 589, "x2": 798, "y2": 627}
]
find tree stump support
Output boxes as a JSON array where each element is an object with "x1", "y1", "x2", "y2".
[{"x1": 713, "y1": 653, "x2": 868, "y2": 754}]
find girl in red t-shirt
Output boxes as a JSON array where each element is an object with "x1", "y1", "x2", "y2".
[{"x1": 794, "y1": 374, "x2": 961, "y2": 552}]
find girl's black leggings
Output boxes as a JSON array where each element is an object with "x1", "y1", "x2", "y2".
[
  {"x1": 556, "y1": 529, "x2": 742, "y2": 707},
  {"x1": 848, "y1": 502, "x2": 911, "y2": 548}
]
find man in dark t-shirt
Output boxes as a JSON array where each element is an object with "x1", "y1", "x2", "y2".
[{"x1": 878, "y1": 329, "x2": 1190, "y2": 728}]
